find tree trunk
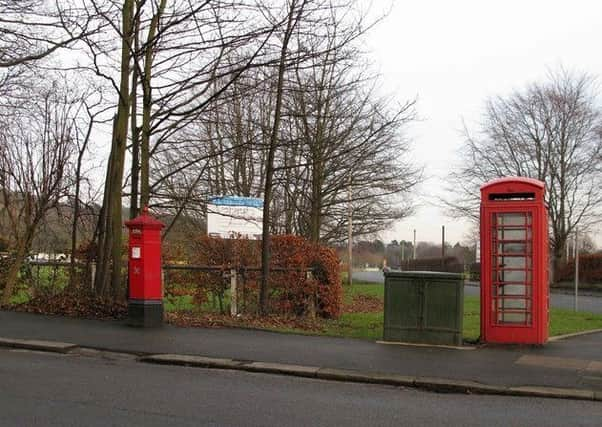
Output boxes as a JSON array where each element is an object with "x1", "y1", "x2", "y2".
[
  {"x1": 309, "y1": 157, "x2": 323, "y2": 243},
  {"x1": 68, "y1": 110, "x2": 94, "y2": 290},
  {"x1": 129, "y1": 52, "x2": 140, "y2": 219},
  {"x1": 140, "y1": 0, "x2": 166, "y2": 209},
  {"x1": 94, "y1": 0, "x2": 134, "y2": 300},
  {"x1": 94, "y1": 129, "x2": 115, "y2": 297},
  {"x1": 68, "y1": 156, "x2": 82, "y2": 290},
  {"x1": 259, "y1": 0, "x2": 304, "y2": 314}
]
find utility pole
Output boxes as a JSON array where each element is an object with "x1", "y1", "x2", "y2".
[{"x1": 413, "y1": 229, "x2": 416, "y2": 260}]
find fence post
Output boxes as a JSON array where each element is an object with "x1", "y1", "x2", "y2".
[
  {"x1": 90, "y1": 262, "x2": 96, "y2": 291},
  {"x1": 230, "y1": 268, "x2": 238, "y2": 317}
]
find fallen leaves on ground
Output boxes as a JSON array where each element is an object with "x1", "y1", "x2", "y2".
[
  {"x1": 10, "y1": 293, "x2": 128, "y2": 320},
  {"x1": 4, "y1": 291, "x2": 382, "y2": 333},
  {"x1": 343, "y1": 294, "x2": 383, "y2": 314},
  {"x1": 165, "y1": 311, "x2": 324, "y2": 332}
]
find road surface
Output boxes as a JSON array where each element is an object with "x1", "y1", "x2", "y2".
[{"x1": 1, "y1": 348, "x2": 601, "y2": 426}]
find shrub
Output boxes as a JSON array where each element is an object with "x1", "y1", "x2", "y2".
[
  {"x1": 556, "y1": 254, "x2": 602, "y2": 283},
  {"x1": 401, "y1": 256, "x2": 463, "y2": 273},
  {"x1": 184, "y1": 235, "x2": 342, "y2": 318}
]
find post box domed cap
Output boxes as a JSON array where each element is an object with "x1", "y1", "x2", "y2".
[
  {"x1": 480, "y1": 176, "x2": 545, "y2": 191},
  {"x1": 124, "y1": 206, "x2": 165, "y2": 229}
]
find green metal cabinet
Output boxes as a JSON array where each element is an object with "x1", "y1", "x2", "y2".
[{"x1": 383, "y1": 271, "x2": 464, "y2": 346}]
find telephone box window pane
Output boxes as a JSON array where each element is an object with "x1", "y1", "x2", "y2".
[
  {"x1": 498, "y1": 242, "x2": 531, "y2": 254},
  {"x1": 502, "y1": 284, "x2": 527, "y2": 296},
  {"x1": 503, "y1": 270, "x2": 526, "y2": 283},
  {"x1": 494, "y1": 269, "x2": 532, "y2": 284},
  {"x1": 495, "y1": 257, "x2": 532, "y2": 273},
  {"x1": 502, "y1": 298, "x2": 527, "y2": 309},
  {"x1": 497, "y1": 228, "x2": 531, "y2": 240},
  {"x1": 498, "y1": 312, "x2": 529, "y2": 324},
  {"x1": 497, "y1": 255, "x2": 528, "y2": 269},
  {"x1": 497, "y1": 213, "x2": 526, "y2": 226}
]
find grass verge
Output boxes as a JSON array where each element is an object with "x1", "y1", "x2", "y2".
[{"x1": 290, "y1": 283, "x2": 602, "y2": 342}]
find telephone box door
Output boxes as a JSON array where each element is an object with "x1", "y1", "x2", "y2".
[{"x1": 491, "y1": 210, "x2": 535, "y2": 328}]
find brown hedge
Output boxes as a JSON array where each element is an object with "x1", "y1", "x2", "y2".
[
  {"x1": 164, "y1": 235, "x2": 342, "y2": 319},
  {"x1": 556, "y1": 254, "x2": 602, "y2": 283}
]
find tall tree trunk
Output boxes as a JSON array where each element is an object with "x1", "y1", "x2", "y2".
[
  {"x1": 140, "y1": 0, "x2": 166, "y2": 209},
  {"x1": 69, "y1": 106, "x2": 95, "y2": 290},
  {"x1": 130, "y1": 63, "x2": 140, "y2": 219},
  {"x1": 94, "y1": 126, "x2": 115, "y2": 297},
  {"x1": 68, "y1": 139, "x2": 85, "y2": 289},
  {"x1": 259, "y1": 0, "x2": 304, "y2": 314},
  {"x1": 309, "y1": 155, "x2": 323, "y2": 243},
  {"x1": 94, "y1": 0, "x2": 135, "y2": 300}
]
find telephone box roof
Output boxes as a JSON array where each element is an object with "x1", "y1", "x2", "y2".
[{"x1": 480, "y1": 176, "x2": 545, "y2": 192}]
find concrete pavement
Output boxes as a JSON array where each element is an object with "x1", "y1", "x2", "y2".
[{"x1": 1, "y1": 310, "x2": 602, "y2": 401}]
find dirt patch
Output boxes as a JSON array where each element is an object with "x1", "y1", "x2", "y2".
[{"x1": 343, "y1": 294, "x2": 383, "y2": 314}]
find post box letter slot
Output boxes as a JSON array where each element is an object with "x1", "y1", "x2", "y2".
[{"x1": 132, "y1": 247, "x2": 141, "y2": 259}]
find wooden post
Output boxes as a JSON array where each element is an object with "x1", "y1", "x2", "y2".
[
  {"x1": 90, "y1": 262, "x2": 96, "y2": 291},
  {"x1": 161, "y1": 268, "x2": 165, "y2": 298}
]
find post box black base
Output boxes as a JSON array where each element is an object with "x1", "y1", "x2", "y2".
[{"x1": 128, "y1": 299, "x2": 163, "y2": 328}]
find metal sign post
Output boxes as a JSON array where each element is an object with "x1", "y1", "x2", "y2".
[{"x1": 574, "y1": 228, "x2": 579, "y2": 312}]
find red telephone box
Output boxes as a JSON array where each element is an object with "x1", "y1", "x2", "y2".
[
  {"x1": 125, "y1": 207, "x2": 165, "y2": 327},
  {"x1": 480, "y1": 177, "x2": 549, "y2": 344}
]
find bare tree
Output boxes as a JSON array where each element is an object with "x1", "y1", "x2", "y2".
[
  {"x1": 0, "y1": 76, "x2": 77, "y2": 304},
  {"x1": 286, "y1": 57, "x2": 420, "y2": 243},
  {"x1": 446, "y1": 69, "x2": 602, "y2": 279},
  {"x1": 258, "y1": 0, "x2": 309, "y2": 313},
  {"x1": 83, "y1": 0, "x2": 282, "y2": 298},
  {"x1": 68, "y1": 90, "x2": 107, "y2": 290},
  {"x1": 150, "y1": 1, "x2": 420, "y2": 245},
  {"x1": 0, "y1": 0, "x2": 92, "y2": 68}
]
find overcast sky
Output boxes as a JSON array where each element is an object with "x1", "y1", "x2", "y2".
[{"x1": 365, "y1": 0, "x2": 602, "y2": 246}]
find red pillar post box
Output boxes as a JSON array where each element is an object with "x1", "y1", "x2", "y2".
[
  {"x1": 124, "y1": 207, "x2": 165, "y2": 327},
  {"x1": 480, "y1": 177, "x2": 549, "y2": 344}
]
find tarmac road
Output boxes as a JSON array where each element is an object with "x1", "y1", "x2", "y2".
[
  {"x1": 352, "y1": 270, "x2": 602, "y2": 314},
  {"x1": 2, "y1": 348, "x2": 601, "y2": 427}
]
